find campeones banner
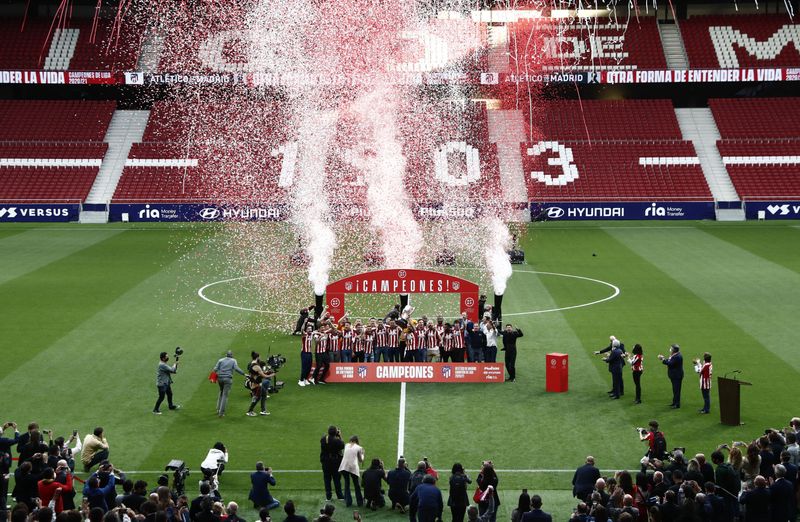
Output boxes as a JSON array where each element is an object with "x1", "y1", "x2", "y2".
[{"x1": 325, "y1": 363, "x2": 505, "y2": 383}]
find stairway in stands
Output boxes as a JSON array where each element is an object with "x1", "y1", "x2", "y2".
[
  {"x1": 675, "y1": 108, "x2": 745, "y2": 220},
  {"x1": 81, "y1": 110, "x2": 149, "y2": 223},
  {"x1": 658, "y1": 23, "x2": 690, "y2": 70}
]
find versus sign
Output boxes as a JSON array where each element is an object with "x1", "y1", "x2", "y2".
[
  {"x1": 0, "y1": 204, "x2": 79, "y2": 222},
  {"x1": 745, "y1": 201, "x2": 800, "y2": 220},
  {"x1": 109, "y1": 203, "x2": 288, "y2": 222},
  {"x1": 325, "y1": 363, "x2": 505, "y2": 383},
  {"x1": 530, "y1": 201, "x2": 715, "y2": 221}
]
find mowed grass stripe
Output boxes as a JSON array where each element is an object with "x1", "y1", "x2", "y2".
[
  {"x1": 699, "y1": 224, "x2": 800, "y2": 276},
  {"x1": 0, "y1": 229, "x2": 194, "y2": 379},
  {"x1": 603, "y1": 226, "x2": 800, "y2": 431},
  {"x1": 0, "y1": 228, "x2": 123, "y2": 286},
  {"x1": 0, "y1": 230, "x2": 250, "y2": 467},
  {"x1": 402, "y1": 265, "x2": 633, "y2": 491},
  {"x1": 607, "y1": 226, "x2": 800, "y2": 372}
]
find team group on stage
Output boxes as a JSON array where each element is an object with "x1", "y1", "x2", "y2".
[{"x1": 297, "y1": 306, "x2": 523, "y2": 386}]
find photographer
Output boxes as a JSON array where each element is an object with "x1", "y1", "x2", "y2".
[
  {"x1": 201, "y1": 443, "x2": 228, "y2": 491},
  {"x1": 639, "y1": 421, "x2": 667, "y2": 461},
  {"x1": 38, "y1": 464, "x2": 73, "y2": 513},
  {"x1": 362, "y1": 459, "x2": 387, "y2": 510},
  {"x1": 249, "y1": 461, "x2": 279, "y2": 511},
  {"x1": 320, "y1": 426, "x2": 345, "y2": 502},
  {"x1": 246, "y1": 352, "x2": 275, "y2": 417},
  {"x1": 81, "y1": 427, "x2": 109, "y2": 473},
  {"x1": 153, "y1": 351, "x2": 181, "y2": 415}
]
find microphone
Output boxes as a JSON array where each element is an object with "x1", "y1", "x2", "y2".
[{"x1": 724, "y1": 370, "x2": 742, "y2": 379}]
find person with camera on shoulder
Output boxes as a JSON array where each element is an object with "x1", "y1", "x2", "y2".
[
  {"x1": 247, "y1": 352, "x2": 275, "y2": 417},
  {"x1": 154, "y1": 349, "x2": 182, "y2": 415}
]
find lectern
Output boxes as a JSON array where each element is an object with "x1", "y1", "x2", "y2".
[{"x1": 718, "y1": 376, "x2": 752, "y2": 426}]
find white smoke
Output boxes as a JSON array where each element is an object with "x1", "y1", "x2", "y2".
[
  {"x1": 351, "y1": 87, "x2": 421, "y2": 269},
  {"x1": 292, "y1": 108, "x2": 339, "y2": 295},
  {"x1": 484, "y1": 217, "x2": 513, "y2": 295}
]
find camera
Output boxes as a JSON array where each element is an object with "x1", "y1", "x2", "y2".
[
  {"x1": 174, "y1": 347, "x2": 184, "y2": 361},
  {"x1": 267, "y1": 354, "x2": 286, "y2": 370},
  {"x1": 165, "y1": 459, "x2": 189, "y2": 496},
  {"x1": 264, "y1": 355, "x2": 286, "y2": 394}
]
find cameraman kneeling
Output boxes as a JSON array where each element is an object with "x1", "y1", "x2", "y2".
[{"x1": 201, "y1": 442, "x2": 228, "y2": 491}]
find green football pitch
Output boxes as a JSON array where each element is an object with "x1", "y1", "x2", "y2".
[{"x1": 2, "y1": 221, "x2": 799, "y2": 520}]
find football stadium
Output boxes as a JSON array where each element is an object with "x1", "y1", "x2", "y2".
[{"x1": 1, "y1": 1, "x2": 800, "y2": 521}]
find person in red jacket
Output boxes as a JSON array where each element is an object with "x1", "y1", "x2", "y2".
[{"x1": 38, "y1": 464, "x2": 73, "y2": 513}]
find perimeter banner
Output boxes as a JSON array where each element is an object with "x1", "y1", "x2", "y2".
[
  {"x1": 530, "y1": 201, "x2": 716, "y2": 221},
  {"x1": 325, "y1": 363, "x2": 505, "y2": 383},
  {"x1": 0, "y1": 204, "x2": 79, "y2": 222},
  {"x1": 744, "y1": 201, "x2": 800, "y2": 220}
]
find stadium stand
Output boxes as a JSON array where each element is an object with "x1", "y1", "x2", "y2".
[
  {"x1": 0, "y1": 17, "x2": 141, "y2": 71},
  {"x1": 710, "y1": 98, "x2": 800, "y2": 200},
  {"x1": 508, "y1": 16, "x2": 667, "y2": 72},
  {"x1": 521, "y1": 99, "x2": 710, "y2": 201},
  {"x1": 0, "y1": 101, "x2": 114, "y2": 202},
  {"x1": 0, "y1": 18, "x2": 54, "y2": 69},
  {"x1": 0, "y1": 100, "x2": 116, "y2": 141},
  {"x1": 680, "y1": 14, "x2": 800, "y2": 69}
]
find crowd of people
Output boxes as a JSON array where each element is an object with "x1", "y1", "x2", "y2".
[
  {"x1": 3, "y1": 416, "x2": 800, "y2": 522},
  {"x1": 296, "y1": 303, "x2": 523, "y2": 385}
]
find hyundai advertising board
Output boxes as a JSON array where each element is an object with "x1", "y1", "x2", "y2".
[{"x1": 531, "y1": 202, "x2": 715, "y2": 221}]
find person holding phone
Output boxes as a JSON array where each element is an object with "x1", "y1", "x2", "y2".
[{"x1": 338, "y1": 436, "x2": 365, "y2": 507}]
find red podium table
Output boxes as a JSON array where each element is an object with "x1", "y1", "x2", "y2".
[{"x1": 546, "y1": 353, "x2": 569, "y2": 392}]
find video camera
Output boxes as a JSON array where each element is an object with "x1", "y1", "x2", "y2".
[
  {"x1": 265, "y1": 354, "x2": 286, "y2": 394},
  {"x1": 165, "y1": 459, "x2": 189, "y2": 496},
  {"x1": 174, "y1": 347, "x2": 184, "y2": 361}
]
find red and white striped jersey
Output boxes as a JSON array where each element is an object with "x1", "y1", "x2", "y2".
[
  {"x1": 630, "y1": 354, "x2": 643, "y2": 372},
  {"x1": 363, "y1": 330, "x2": 375, "y2": 354},
  {"x1": 415, "y1": 329, "x2": 427, "y2": 349},
  {"x1": 386, "y1": 326, "x2": 401, "y2": 348},
  {"x1": 441, "y1": 332, "x2": 454, "y2": 351},
  {"x1": 353, "y1": 334, "x2": 365, "y2": 353},
  {"x1": 695, "y1": 361, "x2": 712, "y2": 389},
  {"x1": 375, "y1": 328, "x2": 388, "y2": 347},
  {"x1": 341, "y1": 330, "x2": 356, "y2": 351},
  {"x1": 405, "y1": 331, "x2": 417, "y2": 354},
  {"x1": 301, "y1": 333, "x2": 314, "y2": 353},
  {"x1": 435, "y1": 324, "x2": 445, "y2": 339},
  {"x1": 316, "y1": 333, "x2": 329, "y2": 354},
  {"x1": 329, "y1": 333, "x2": 340, "y2": 353},
  {"x1": 427, "y1": 329, "x2": 439, "y2": 347},
  {"x1": 452, "y1": 326, "x2": 464, "y2": 349}
]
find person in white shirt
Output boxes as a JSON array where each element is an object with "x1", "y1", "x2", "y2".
[
  {"x1": 201, "y1": 442, "x2": 229, "y2": 490},
  {"x1": 481, "y1": 320, "x2": 499, "y2": 363},
  {"x1": 338, "y1": 435, "x2": 365, "y2": 507}
]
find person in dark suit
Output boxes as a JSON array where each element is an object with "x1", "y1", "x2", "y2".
[
  {"x1": 500, "y1": 324, "x2": 523, "y2": 382},
  {"x1": 319, "y1": 426, "x2": 345, "y2": 502},
  {"x1": 739, "y1": 475, "x2": 770, "y2": 522},
  {"x1": 248, "y1": 461, "x2": 279, "y2": 510},
  {"x1": 658, "y1": 344, "x2": 684, "y2": 409},
  {"x1": 520, "y1": 495, "x2": 551, "y2": 522},
  {"x1": 769, "y1": 465, "x2": 793, "y2": 522},
  {"x1": 572, "y1": 457, "x2": 601, "y2": 502},
  {"x1": 595, "y1": 336, "x2": 625, "y2": 396},
  {"x1": 408, "y1": 475, "x2": 442, "y2": 522},
  {"x1": 604, "y1": 344, "x2": 624, "y2": 399},
  {"x1": 387, "y1": 458, "x2": 411, "y2": 512}
]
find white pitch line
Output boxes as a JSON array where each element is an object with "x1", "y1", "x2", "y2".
[
  {"x1": 397, "y1": 381, "x2": 407, "y2": 461},
  {"x1": 198, "y1": 270, "x2": 620, "y2": 317}
]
